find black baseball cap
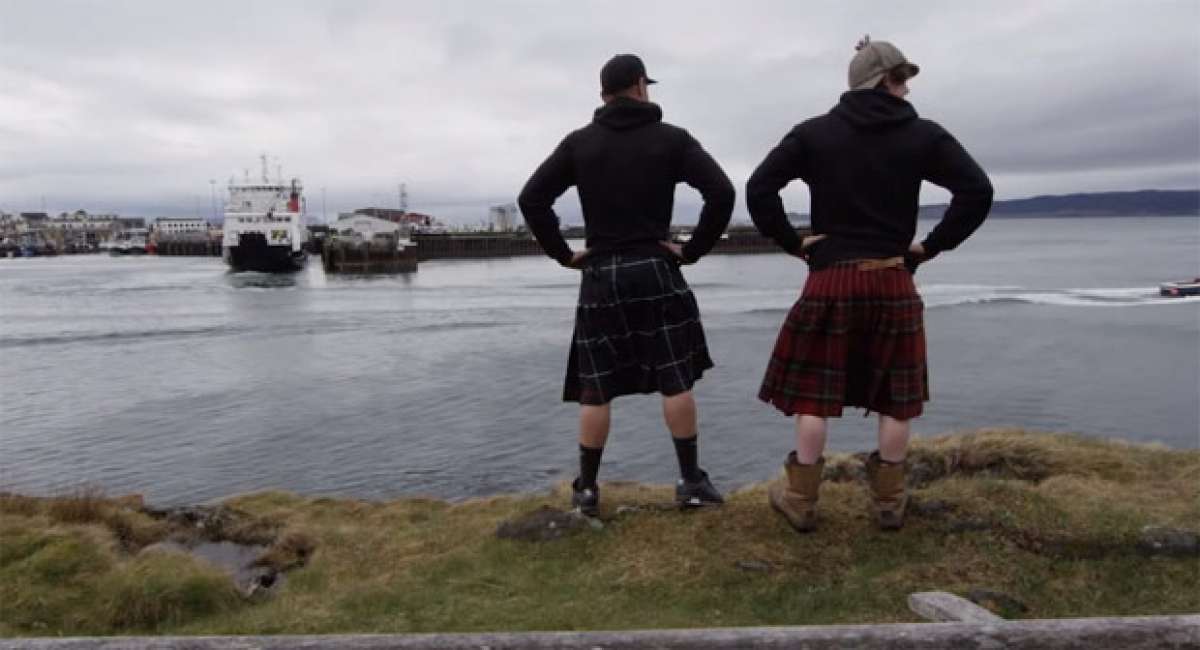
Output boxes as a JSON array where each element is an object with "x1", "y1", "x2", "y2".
[{"x1": 600, "y1": 54, "x2": 657, "y2": 94}]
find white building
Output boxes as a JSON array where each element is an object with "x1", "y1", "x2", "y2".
[
  {"x1": 155, "y1": 217, "x2": 210, "y2": 238},
  {"x1": 333, "y1": 214, "x2": 401, "y2": 243},
  {"x1": 489, "y1": 203, "x2": 519, "y2": 232},
  {"x1": 50, "y1": 211, "x2": 116, "y2": 233}
]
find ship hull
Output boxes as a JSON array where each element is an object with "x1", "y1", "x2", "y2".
[{"x1": 223, "y1": 233, "x2": 306, "y2": 273}]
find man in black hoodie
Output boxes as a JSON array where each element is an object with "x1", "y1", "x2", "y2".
[
  {"x1": 747, "y1": 38, "x2": 993, "y2": 532},
  {"x1": 519, "y1": 54, "x2": 735, "y2": 516}
]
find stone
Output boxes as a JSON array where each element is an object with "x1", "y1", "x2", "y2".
[
  {"x1": 1137, "y1": 526, "x2": 1200, "y2": 558},
  {"x1": 495, "y1": 506, "x2": 590, "y2": 542},
  {"x1": 908, "y1": 591, "x2": 1005, "y2": 623},
  {"x1": 240, "y1": 567, "x2": 282, "y2": 598},
  {"x1": 966, "y1": 589, "x2": 1029, "y2": 617}
]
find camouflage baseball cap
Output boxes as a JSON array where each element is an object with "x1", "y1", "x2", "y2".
[{"x1": 848, "y1": 36, "x2": 920, "y2": 90}]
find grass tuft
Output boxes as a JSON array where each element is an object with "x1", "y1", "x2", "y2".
[{"x1": 100, "y1": 554, "x2": 242, "y2": 631}]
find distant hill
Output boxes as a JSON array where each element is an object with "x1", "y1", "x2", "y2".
[{"x1": 918, "y1": 189, "x2": 1199, "y2": 219}]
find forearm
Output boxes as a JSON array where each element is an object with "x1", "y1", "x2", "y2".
[
  {"x1": 518, "y1": 200, "x2": 574, "y2": 265},
  {"x1": 921, "y1": 179, "x2": 993, "y2": 256},
  {"x1": 746, "y1": 178, "x2": 803, "y2": 253},
  {"x1": 680, "y1": 185, "x2": 735, "y2": 262}
]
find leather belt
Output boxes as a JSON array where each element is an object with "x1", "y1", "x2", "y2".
[{"x1": 853, "y1": 256, "x2": 905, "y2": 271}]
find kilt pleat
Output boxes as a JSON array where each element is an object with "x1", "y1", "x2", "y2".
[
  {"x1": 565, "y1": 253, "x2": 713, "y2": 405},
  {"x1": 758, "y1": 262, "x2": 928, "y2": 419}
]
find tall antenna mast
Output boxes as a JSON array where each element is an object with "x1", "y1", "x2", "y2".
[
  {"x1": 260, "y1": 153, "x2": 269, "y2": 183},
  {"x1": 399, "y1": 183, "x2": 408, "y2": 213}
]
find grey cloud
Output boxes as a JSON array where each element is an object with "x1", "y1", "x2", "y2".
[{"x1": 0, "y1": 0, "x2": 1197, "y2": 222}]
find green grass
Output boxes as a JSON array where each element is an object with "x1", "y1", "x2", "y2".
[{"x1": 1, "y1": 429, "x2": 1197, "y2": 637}]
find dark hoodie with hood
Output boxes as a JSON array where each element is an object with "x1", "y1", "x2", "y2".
[
  {"x1": 519, "y1": 97, "x2": 734, "y2": 265},
  {"x1": 746, "y1": 89, "x2": 993, "y2": 269}
]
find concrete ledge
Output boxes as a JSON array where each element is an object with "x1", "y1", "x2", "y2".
[{"x1": 4, "y1": 615, "x2": 1197, "y2": 649}]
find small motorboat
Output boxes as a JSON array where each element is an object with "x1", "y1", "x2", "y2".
[{"x1": 1159, "y1": 278, "x2": 1200, "y2": 297}]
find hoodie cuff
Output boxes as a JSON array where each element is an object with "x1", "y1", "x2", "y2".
[
  {"x1": 919, "y1": 240, "x2": 942, "y2": 259},
  {"x1": 678, "y1": 244, "x2": 698, "y2": 265}
]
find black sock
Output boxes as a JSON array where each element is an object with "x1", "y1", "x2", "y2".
[
  {"x1": 578, "y1": 444, "x2": 604, "y2": 489},
  {"x1": 672, "y1": 435, "x2": 702, "y2": 482}
]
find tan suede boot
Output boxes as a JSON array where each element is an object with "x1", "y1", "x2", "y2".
[
  {"x1": 768, "y1": 452, "x2": 824, "y2": 533},
  {"x1": 865, "y1": 451, "x2": 908, "y2": 530}
]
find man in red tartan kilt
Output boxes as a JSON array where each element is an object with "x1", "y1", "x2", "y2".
[
  {"x1": 519, "y1": 54, "x2": 735, "y2": 516},
  {"x1": 747, "y1": 37, "x2": 993, "y2": 532}
]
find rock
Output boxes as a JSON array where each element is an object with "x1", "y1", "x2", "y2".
[
  {"x1": 495, "y1": 506, "x2": 590, "y2": 542},
  {"x1": 142, "y1": 504, "x2": 277, "y2": 545},
  {"x1": 1137, "y1": 526, "x2": 1200, "y2": 557},
  {"x1": 615, "y1": 505, "x2": 643, "y2": 516},
  {"x1": 240, "y1": 566, "x2": 282, "y2": 598},
  {"x1": 909, "y1": 591, "x2": 1006, "y2": 623},
  {"x1": 736, "y1": 560, "x2": 773, "y2": 573},
  {"x1": 966, "y1": 589, "x2": 1029, "y2": 617},
  {"x1": 144, "y1": 505, "x2": 235, "y2": 534}
]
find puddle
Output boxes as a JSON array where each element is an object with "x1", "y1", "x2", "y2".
[{"x1": 146, "y1": 540, "x2": 282, "y2": 594}]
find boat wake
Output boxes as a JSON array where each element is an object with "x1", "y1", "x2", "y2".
[
  {"x1": 920, "y1": 284, "x2": 1200, "y2": 309},
  {"x1": 730, "y1": 284, "x2": 1200, "y2": 315}
]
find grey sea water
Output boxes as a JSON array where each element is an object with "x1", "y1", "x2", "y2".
[{"x1": 1, "y1": 216, "x2": 1197, "y2": 505}]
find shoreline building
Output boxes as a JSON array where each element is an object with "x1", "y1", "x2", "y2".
[
  {"x1": 332, "y1": 213, "x2": 404, "y2": 248},
  {"x1": 154, "y1": 217, "x2": 211, "y2": 241},
  {"x1": 49, "y1": 210, "x2": 119, "y2": 249},
  {"x1": 488, "y1": 203, "x2": 520, "y2": 232},
  {"x1": 349, "y1": 207, "x2": 438, "y2": 234}
]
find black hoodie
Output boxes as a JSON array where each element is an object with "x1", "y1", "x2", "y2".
[
  {"x1": 519, "y1": 97, "x2": 735, "y2": 265},
  {"x1": 746, "y1": 89, "x2": 993, "y2": 268}
]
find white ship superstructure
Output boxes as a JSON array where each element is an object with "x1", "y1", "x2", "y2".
[{"x1": 222, "y1": 155, "x2": 308, "y2": 272}]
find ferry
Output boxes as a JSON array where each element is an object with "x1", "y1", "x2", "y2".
[
  {"x1": 1159, "y1": 279, "x2": 1200, "y2": 297},
  {"x1": 222, "y1": 156, "x2": 308, "y2": 272}
]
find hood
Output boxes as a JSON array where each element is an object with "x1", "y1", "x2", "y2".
[
  {"x1": 831, "y1": 89, "x2": 918, "y2": 130},
  {"x1": 593, "y1": 97, "x2": 663, "y2": 131}
]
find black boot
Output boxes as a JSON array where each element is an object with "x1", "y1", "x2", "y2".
[
  {"x1": 571, "y1": 477, "x2": 600, "y2": 516},
  {"x1": 675, "y1": 469, "x2": 724, "y2": 508}
]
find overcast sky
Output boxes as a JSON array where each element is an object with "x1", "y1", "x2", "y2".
[{"x1": 1, "y1": 0, "x2": 1197, "y2": 223}]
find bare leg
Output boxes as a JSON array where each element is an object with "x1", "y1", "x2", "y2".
[
  {"x1": 579, "y1": 404, "x2": 611, "y2": 448},
  {"x1": 662, "y1": 391, "x2": 698, "y2": 439},
  {"x1": 877, "y1": 415, "x2": 911, "y2": 462},
  {"x1": 795, "y1": 415, "x2": 828, "y2": 464}
]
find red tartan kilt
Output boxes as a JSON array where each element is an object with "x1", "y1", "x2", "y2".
[{"x1": 758, "y1": 263, "x2": 928, "y2": 419}]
